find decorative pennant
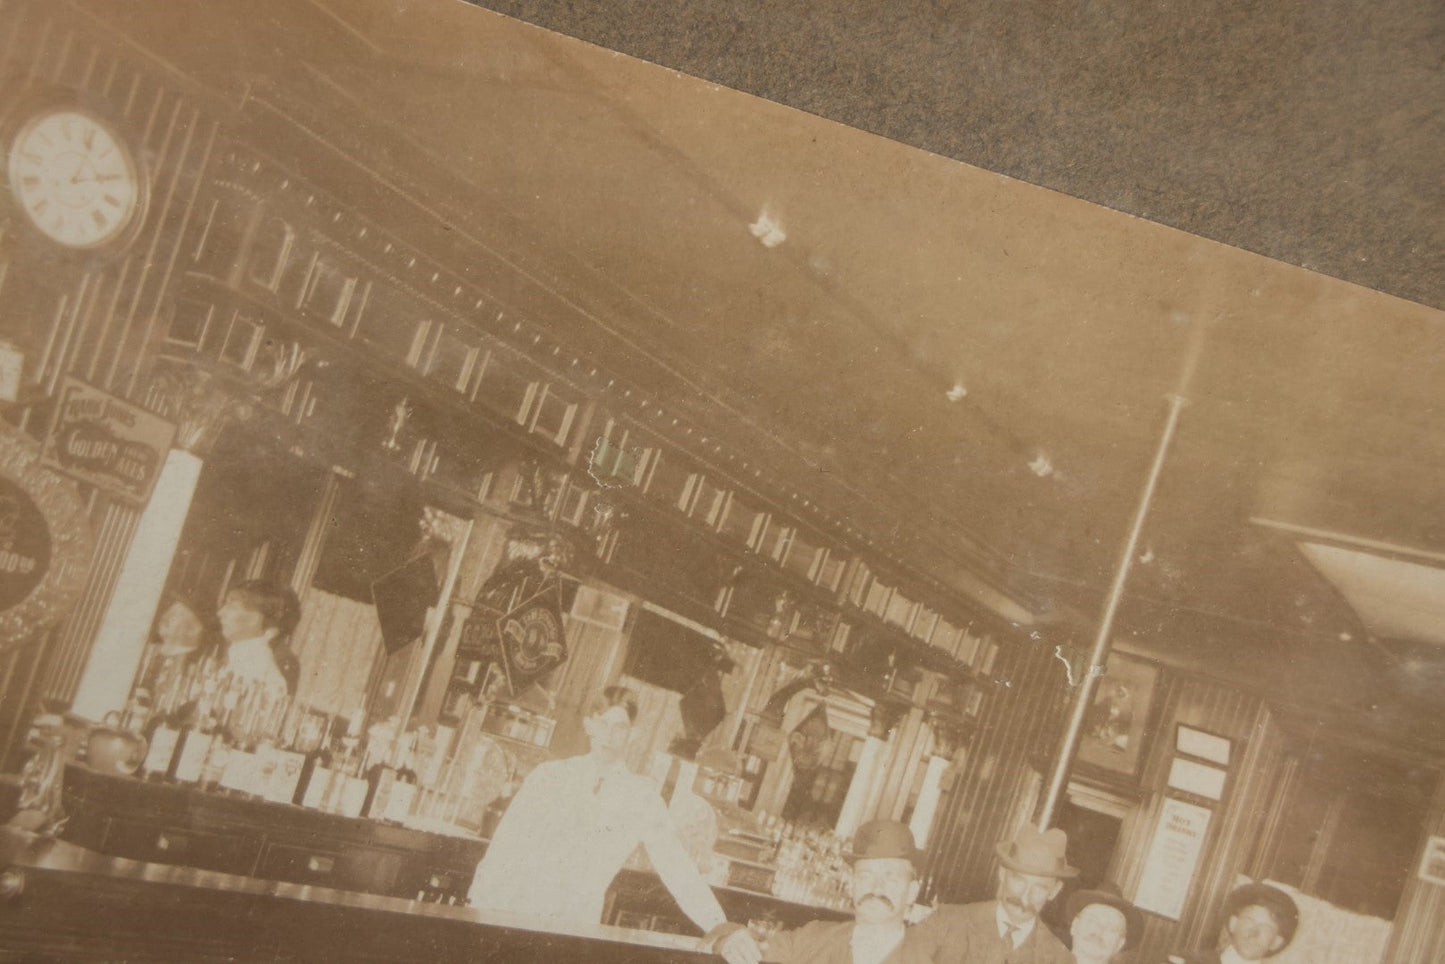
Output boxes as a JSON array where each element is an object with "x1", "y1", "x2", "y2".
[
  {"x1": 496, "y1": 579, "x2": 568, "y2": 695},
  {"x1": 370, "y1": 553, "x2": 440, "y2": 655}
]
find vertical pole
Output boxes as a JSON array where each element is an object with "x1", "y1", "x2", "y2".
[
  {"x1": 909, "y1": 754, "x2": 951, "y2": 847},
  {"x1": 70, "y1": 450, "x2": 204, "y2": 722},
  {"x1": 1036, "y1": 324, "x2": 1205, "y2": 828},
  {"x1": 288, "y1": 470, "x2": 344, "y2": 597},
  {"x1": 397, "y1": 518, "x2": 473, "y2": 728},
  {"x1": 836, "y1": 736, "x2": 887, "y2": 840}
]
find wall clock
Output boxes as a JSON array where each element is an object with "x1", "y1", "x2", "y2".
[{"x1": 6, "y1": 106, "x2": 143, "y2": 249}]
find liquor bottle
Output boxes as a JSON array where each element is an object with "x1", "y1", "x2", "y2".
[
  {"x1": 384, "y1": 744, "x2": 419, "y2": 824},
  {"x1": 169, "y1": 670, "x2": 224, "y2": 785},
  {"x1": 139, "y1": 707, "x2": 182, "y2": 780},
  {"x1": 361, "y1": 757, "x2": 395, "y2": 819},
  {"x1": 137, "y1": 656, "x2": 202, "y2": 781},
  {"x1": 360, "y1": 717, "x2": 400, "y2": 819},
  {"x1": 212, "y1": 675, "x2": 259, "y2": 795},
  {"x1": 215, "y1": 687, "x2": 258, "y2": 796},
  {"x1": 325, "y1": 730, "x2": 369, "y2": 818},
  {"x1": 295, "y1": 716, "x2": 336, "y2": 808},
  {"x1": 262, "y1": 703, "x2": 305, "y2": 804},
  {"x1": 172, "y1": 704, "x2": 219, "y2": 785}
]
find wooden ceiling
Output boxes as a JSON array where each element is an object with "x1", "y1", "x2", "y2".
[{"x1": 84, "y1": 0, "x2": 1445, "y2": 757}]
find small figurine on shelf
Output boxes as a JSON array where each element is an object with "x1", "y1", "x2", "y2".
[{"x1": 1, "y1": 710, "x2": 71, "y2": 901}]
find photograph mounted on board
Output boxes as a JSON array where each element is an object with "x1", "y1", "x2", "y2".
[{"x1": 1077, "y1": 652, "x2": 1159, "y2": 778}]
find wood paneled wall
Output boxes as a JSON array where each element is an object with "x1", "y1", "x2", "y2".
[
  {"x1": 925, "y1": 636, "x2": 1069, "y2": 902},
  {"x1": 0, "y1": 0, "x2": 218, "y2": 758},
  {"x1": 1383, "y1": 773, "x2": 1445, "y2": 963},
  {"x1": 917, "y1": 641, "x2": 1302, "y2": 963},
  {"x1": 1118, "y1": 666, "x2": 1285, "y2": 963}
]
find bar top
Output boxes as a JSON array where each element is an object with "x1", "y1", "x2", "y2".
[{"x1": 12, "y1": 837, "x2": 713, "y2": 958}]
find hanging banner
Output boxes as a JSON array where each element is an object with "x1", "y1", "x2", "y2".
[
  {"x1": 457, "y1": 561, "x2": 568, "y2": 695},
  {"x1": 41, "y1": 378, "x2": 176, "y2": 504},
  {"x1": 0, "y1": 425, "x2": 93, "y2": 653},
  {"x1": 496, "y1": 580, "x2": 568, "y2": 695},
  {"x1": 457, "y1": 562, "x2": 528, "y2": 668}
]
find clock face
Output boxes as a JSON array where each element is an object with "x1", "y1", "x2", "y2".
[{"x1": 7, "y1": 108, "x2": 141, "y2": 249}]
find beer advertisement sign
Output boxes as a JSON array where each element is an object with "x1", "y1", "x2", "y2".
[{"x1": 42, "y1": 378, "x2": 176, "y2": 504}]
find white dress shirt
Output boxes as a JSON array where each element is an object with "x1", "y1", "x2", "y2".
[
  {"x1": 851, "y1": 922, "x2": 907, "y2": 964},
  {"x1": 222, "y1": 635, "x2": 288, "y2": 693},
  {"x1": 995, "y1": 902, "x2": 1037, "y2": 949},
  {"x1": 467, "y1": 754, "x2": 728, "y2": 931}
]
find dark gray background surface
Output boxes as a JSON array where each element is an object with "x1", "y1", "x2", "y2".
[{"x1": 469, "y1": 0, "x2": 1445, "y2": 312}]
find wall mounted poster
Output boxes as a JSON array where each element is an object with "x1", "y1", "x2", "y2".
[{"x1": 1134, "y1": 797, "x2": 1212, "y2": 920}]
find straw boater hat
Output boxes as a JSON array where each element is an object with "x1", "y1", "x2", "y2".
[
  {"x1": 1067, "y1": 882, "x2": 1143, "y2": 950},
  {"x1": 995, "y1": 825, "x2": 1080, "y2": 878},
  {"x1": 848, "y1": 819, "x2": 923, "y2": 868},
  {"x1": 1223, "y1": 882, "x2": 1299, "y2": 949}
]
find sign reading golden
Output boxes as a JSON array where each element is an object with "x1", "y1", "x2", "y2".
[{"x1": 41, "y1": 378, "x2": 177, "y2": 504}]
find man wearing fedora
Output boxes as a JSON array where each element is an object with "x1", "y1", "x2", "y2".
[
  {"x1": 706, "y1": 820, "x2": 936, "y2": 963},
  {"x1": 1182, "y1": 882, "x2": 1298, "y2": 964},
  {"x1": 1064, "y1": 883, "x2": 1140, "y2": 964},
  {"x1": 912, "y1": 824, "x2": 1076, "y2": 964}
]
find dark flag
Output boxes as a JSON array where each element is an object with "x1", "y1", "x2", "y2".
[
  {"x1": 496, "y1": 580, "x2": 568, "y2": 694},
  {"x1": 371, "y1": 553, "x2": 440, "y2": 655}
]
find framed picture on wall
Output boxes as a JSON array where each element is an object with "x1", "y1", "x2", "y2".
[{"x1": 1076, "y1": 651, "x2": 1160, "y2": 779}]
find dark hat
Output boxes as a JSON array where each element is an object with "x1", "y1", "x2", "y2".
[
  {"x1": 1223, "y1": 882, "x2": 1299, "y2": 950},
  {"x1": 1067, "y1": 882, "x2": 1143, "y2": 951},
  {"x1": 848, "y1": 820, "x2": 922, "y2": 867},
  {"x1": 995, "y1": 825, "x2": 1080, "y2": 879}
]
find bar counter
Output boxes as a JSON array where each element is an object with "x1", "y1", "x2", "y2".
[
  {"x1": 1, "y1": 837, "x2": 720, "y2": 962},
  {"x1": 57, "y1": 765, "x2": 851, "y2": 930}
]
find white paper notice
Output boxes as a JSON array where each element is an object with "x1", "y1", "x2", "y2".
[{"x1": 1134, "y1": 797, "x2": 1212, "y2": 920}]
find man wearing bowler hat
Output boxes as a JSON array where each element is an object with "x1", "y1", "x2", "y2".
[
  {"x1": 1064, "y1": 882, "x2": 1140, "y2": 964},
  {"x1": 706, "y1": 820, "x2": 936, "y2": 963},
  {"x1": 912, "y1": 824, "x2": 1076, "y2": 964},
  {"x1": 1183, "y1": 882, "x2": 1298, "y2": 964}
]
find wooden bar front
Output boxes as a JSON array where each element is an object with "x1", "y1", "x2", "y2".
[{"x1": 1, "y1": 840, "x2": 718, "y2": 963}]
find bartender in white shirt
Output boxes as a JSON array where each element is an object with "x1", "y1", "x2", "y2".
[
  {"x1": 214, "y1": 579, "x2": 300, "y2": 696},
  {"x1": 468, "y1": 685, "x2": 760, "y2": 964}
]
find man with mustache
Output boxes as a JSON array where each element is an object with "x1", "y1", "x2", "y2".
[
  {"x1": 706, "y1": 820, "x2": 935, "y2": 963},
  {"x1": 912, "y1": 825, "x2": 1076, "y2": 964}
]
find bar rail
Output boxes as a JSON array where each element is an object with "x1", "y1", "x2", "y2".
[{"x1": 2, "y1": 838, "x2": 719, "y2": 962}]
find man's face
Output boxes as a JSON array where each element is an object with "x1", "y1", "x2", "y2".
[
  {"x1": 1226, "y1": 904, "x2": 1285, "y2": 960},
  {"x1": 1070, "y1": 903, "x2": 1127, "y2": 962},
  {"x1": 217, "y1": 592, "x2": 267, "y2": 644},
  {"x1": 850, "y1": 857, "x2": 919, "y2": 926},
  {"x1": 156, "y1": 601, "x2": 203, "y2": 652},
  {"x1": 996, "y1": 867, "x2": 1063, "y2": 926},
  {"x1": 788, "y1": 716, "x2": 829, "y2": 771},
  {"x1": 583, "y1": 704, "x2": 633, "y2": 764}
]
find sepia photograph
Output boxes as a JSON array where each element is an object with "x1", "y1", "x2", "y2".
[{"x1": 0, "y1": 1, "x2": 1442, "y2": 962}]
